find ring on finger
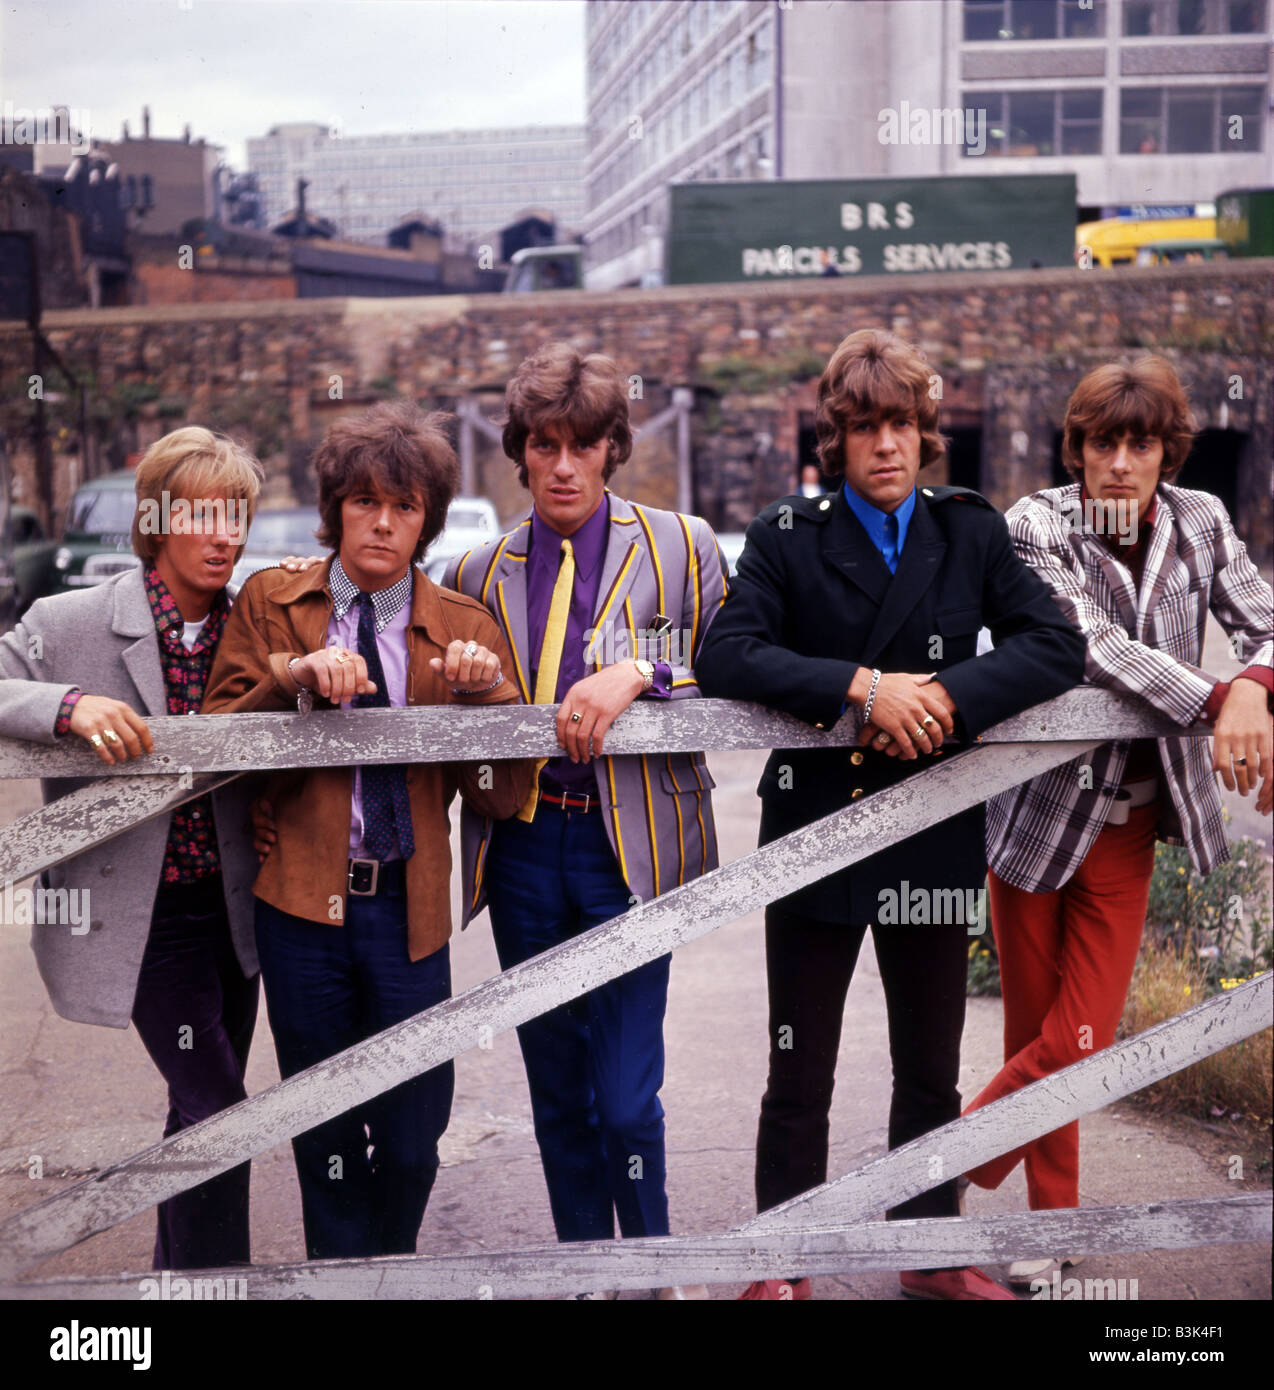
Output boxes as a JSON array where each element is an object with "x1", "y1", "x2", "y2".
[
  {"x1": 89, "y1": 733, "x2": 104, "y2": 748},
  {"x1": 570, "y1": 712, "x2": 583, "y2": 723},
  {"x1": 922, "y1": 714, "x2": 936, "y2": 727},
  {"x1": 1236, "y1": 754, "x2": 1248, "y2": 766},
  {"x1": 913, "y1": 726, "x2": 926, "y2": 741},
  {"x1": 876, "y1": 731, "x2": 891, "y2": 746},
  {"x1": 102, "y1": 729, "x2": 121, "y2": 744},
  {"x1": 463, "y1": 642, "x2": 479, "y2": 658}
]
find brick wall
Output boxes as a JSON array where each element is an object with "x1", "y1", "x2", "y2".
[{"x1": 1, "y1": 261, "x2": 1270, "y2": 560}]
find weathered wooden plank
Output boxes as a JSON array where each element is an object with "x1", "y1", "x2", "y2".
[
  {"x1": 0, "y1": 687, "x2": 1187, "y2": 780},
  {"x1": 0, "y1": 738, "x2": 1094, "y2": 1276},
  {"x1": 3, "y1": 1196, "x2": 1266, "y2": 1299},
  {"x1": 740, "y1": 972, "x2": 1273, "y2": 1235},
  {"x1": 0, "y1": 773, "x2": 239, "y2": 883}
]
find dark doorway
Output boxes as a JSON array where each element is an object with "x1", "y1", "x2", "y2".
[
  {"x1": 1050, "y1": 429, "x2": 1069, "y2": 489},
  {"x1": 795, "y1": 412, "x2": 833, "y2": 491},
  {"x1": 1177, "y1": 428, "x2": 1242, "y2": 521},
  {"x1": 946, "y1": 426, "x2": 982, "y2": 492}
]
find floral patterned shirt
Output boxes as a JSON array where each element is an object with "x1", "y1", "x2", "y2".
[{"x1": 143, "y1": 565, "x2": 229, "y2": 882}]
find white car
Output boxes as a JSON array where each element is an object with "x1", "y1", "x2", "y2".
[{"x1": 421, "y1": 496, "x2": 501, "y2": 584}]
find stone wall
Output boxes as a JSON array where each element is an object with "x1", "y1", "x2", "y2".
[{"x1": 1, "y1": 260, "x2": 1270, "y2": 560}]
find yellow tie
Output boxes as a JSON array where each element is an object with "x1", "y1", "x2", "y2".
[{"x1": 518, "y1": 537, "x2": 575, "y2": 822}]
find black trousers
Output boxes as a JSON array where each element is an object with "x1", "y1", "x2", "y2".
[
  {"x1": 755, "y1": 906, "x2": 968, "y2": 1222},
  {"x1": 131, "y1": 875, "x2": 258, "y2": 1269}
]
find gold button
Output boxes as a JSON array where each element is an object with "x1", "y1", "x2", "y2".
[
  {"x1": 850, "y1": 751, "x2": 864, "y2": 765},
  {"x1": 851, "y1": 787, "x2": 864, "y2": 800},
  {"x1": 814, "y1": 722, "x2": 826, "y2": 731},
  {"x1": 819, "y1": 498, "x2": 831, "y2": 510}
]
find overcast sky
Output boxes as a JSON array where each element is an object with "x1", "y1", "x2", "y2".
[{"x1": 1, "y1": 0, "x2": 587, "y2": 166}]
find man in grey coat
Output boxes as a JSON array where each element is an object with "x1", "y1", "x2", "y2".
[{"x1": 0, "y1": 427, "x2": 266, "y2": 1269}]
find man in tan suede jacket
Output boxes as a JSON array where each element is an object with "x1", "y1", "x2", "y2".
[{"x1": 204, "y1": 401, "x2": 533, "y2": 1260}]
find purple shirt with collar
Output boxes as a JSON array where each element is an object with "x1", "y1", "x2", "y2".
[{"x1": 527, "y1": 496, "x2": 669, "y2": 798}]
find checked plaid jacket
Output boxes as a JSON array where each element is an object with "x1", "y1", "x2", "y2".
[{"x1": 986, "y1": 481, "x2": 1273, "y2": 893}]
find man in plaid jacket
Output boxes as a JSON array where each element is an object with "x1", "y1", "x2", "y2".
[{"x1": 968, "y1": 357, "x2": 1273, "y2": 1287}]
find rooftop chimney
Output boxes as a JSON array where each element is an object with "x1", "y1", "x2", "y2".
[
  {"x1": 122, "y1": 119, "x2": 130, "y2": 140},
  {"x1": 142, "y1": 106, "x2": 151, "y2": 138},
  {"x1": 183, "y1": 123, "x2": 191, "y2": 143}
]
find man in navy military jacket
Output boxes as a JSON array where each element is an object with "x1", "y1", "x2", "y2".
[{"x1": 696, "y1": 328, "x2": 1085, "y2": 1301}]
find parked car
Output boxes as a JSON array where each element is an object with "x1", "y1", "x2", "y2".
[
  {"x1": 54, "y1": 470, "x2": 141, "y2": 591},
  {"x1": 420, "y1": 496, "x2": 500, "y2": 585},
  {"x1": 716, "y1": 531, "x2": 747, "y2": 577},
  {"x1": 5, "y1": 505, "x2": 60, "y2": 613},
  {"x1": 230, "y1": 507, "x2": 323, "y2": 594}
]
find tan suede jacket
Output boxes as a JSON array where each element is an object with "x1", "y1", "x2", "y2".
[{"x1": 202, "y1": 558, "x2": 534, "y2": 959}]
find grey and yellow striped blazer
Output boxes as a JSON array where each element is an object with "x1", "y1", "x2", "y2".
[{"x1": 443, "y1": 490, "x2": 729, "y2": 922}]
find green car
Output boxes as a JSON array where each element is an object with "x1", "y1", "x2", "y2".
[
  {"x1": 5, "y1": 505, "x2": 60, "y2": 613},
  {"x1": 54, "y1": 470, "x2": 142, "y2": 592}
]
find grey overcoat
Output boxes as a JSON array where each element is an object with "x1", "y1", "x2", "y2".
[{"x1": 0, "y1": 568, "x2": 259, "y2": 1028}]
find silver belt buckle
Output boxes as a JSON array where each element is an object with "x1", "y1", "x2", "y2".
[{"x1": 348, "y1": 858, "x2": 380, "y2": 896}]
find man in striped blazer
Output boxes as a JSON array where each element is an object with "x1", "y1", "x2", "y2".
[
  {"x1": 968, "y1": 357, "x2": 1273, "y2": 1286},
  {"x1": 443, "y1": 342, "x2": 727, "y2": 1295}
]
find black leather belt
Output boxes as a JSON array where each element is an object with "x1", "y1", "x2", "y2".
[{"x1": 348, "y1": 858, "x2": 407, "y2": 896}]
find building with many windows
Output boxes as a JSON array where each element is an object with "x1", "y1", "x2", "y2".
[
  {"x1": 582, "y1": 0, "x2": 1272, "y2": 287},
  {"x1": 246, "y1": 122, "x2": 587, "y2": 252}
]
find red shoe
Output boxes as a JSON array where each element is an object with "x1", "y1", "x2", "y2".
[
  {"x1": 738, "y1": 1278, "x2": 813, "y2": 1300},
  {"x1": 900, "y1": 1266, "x2": 1016, "y2": 1301}
]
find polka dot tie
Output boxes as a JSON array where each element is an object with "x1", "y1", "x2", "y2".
[{"x1": 354, "y1": 592, "x2": 415, "y2": 861}]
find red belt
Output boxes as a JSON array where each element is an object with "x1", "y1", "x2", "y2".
[{"x1": 538, "y1": 788, "x2": 599, "y2": 813}]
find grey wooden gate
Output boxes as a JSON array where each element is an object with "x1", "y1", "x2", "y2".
[{"x1": 0, "y1": 690, "x2": 1269, "y2": 1296}]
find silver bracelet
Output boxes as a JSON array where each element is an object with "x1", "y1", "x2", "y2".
[
  {"x1": 287, "y1": 655, "x2": 312, "y2": 692},
  {"x1": 861, "y1": 667, "x2": 882, "y2": 724},
  {"x1": 452, "y1": 673, "x2": 504, "y2": 696}
]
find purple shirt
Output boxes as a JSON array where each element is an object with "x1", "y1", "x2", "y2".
[
  {"x1": 526, "y1": 498, "x2": 671, "y2": 799},
  {"x1": 528, "y1": 498, "x2": 610, "y2": 797}
]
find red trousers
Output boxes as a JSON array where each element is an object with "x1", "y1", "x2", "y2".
[{"x1": 964, "y1": 800, "x2": 1158, "y2": 1210}]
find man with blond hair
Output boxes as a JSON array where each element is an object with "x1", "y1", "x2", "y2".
[{"x1": 0, "y1": 426, "x2": 268, "y2": 1269}]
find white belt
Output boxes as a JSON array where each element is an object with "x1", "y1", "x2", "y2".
[{"x1": 1107, "y1": 776, "x2": 1158, "y2": 825}]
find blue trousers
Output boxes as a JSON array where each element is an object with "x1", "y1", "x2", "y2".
[
  {"x1": 254, "y1": 893, "x2": 453, "y2": 1260},
  {"x1": 485, "y1": 809, "x2": 671, "y2": 1242}
]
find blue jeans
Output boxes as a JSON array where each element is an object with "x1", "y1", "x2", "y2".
[
  {"x1": 254, "y1": 893, "x2": 453, "y2": 1260},
  {"x1": 485, "y1": 809, "x2": 671, "y2": 1242}
]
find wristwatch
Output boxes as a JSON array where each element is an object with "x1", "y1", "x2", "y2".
[{"x1": 634, "y1": 658, "x2": 655, "y2": 692}]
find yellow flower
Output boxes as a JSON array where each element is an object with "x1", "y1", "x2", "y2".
[
  {"x1": 1177, "y1": 866, "x2": 1187, "y2": 875},
  {"x1": 1184, "y1": 986, "x2": 1192, "y2": 995}
]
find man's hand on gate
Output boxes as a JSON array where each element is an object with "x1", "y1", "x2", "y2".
[
  {"x1": 429, "y1": 639, "x2": 502, "y2": 693},
  {"x1": 68, "y1": 695, "x2": 153, "y2": 765},
  {"x1": 1212, "y1": 676, "x2": 1273, "y2": 811},
  {"x1": 851, "y1": 671, "x2": 956, "y2": 760},
  {"x1": 557, "y1": 663, "x2": 646, "y2": 763},
  {"x1": 250, "y1": 797, "x2": 278, "y2": 861},
  {"x1": 290, "y1": 646, "x2": 376, "y2": 703}
]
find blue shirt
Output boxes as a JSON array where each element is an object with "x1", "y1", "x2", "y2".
[{"x1": 843, "y1": 482, "x2": 916, "y2": 574}]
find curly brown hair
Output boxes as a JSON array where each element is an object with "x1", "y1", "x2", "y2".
[
  {"x1": 314, "y1": 400, "x2": 458, "y2": 563},
  {"x1": 814, "y1": 329, "x2": 947, "y2": 475},
  {"x1": 1061, "y1": 357, "x2": 1195, "y2": 482},
  {"x1": 502, "y1": 342, "x2": 633, "y2": 486}
]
